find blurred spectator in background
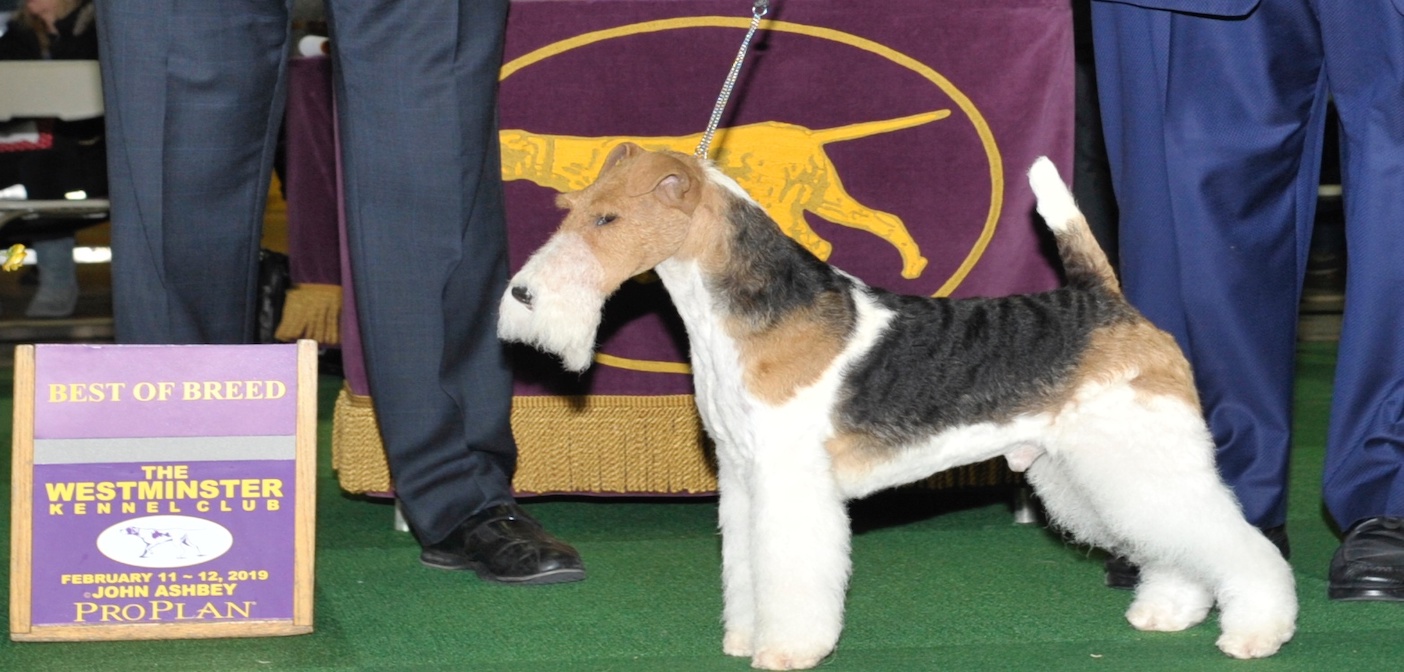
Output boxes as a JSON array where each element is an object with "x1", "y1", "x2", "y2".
[{"x1": 0, "y1": 0, "x2": 104, "y2": 318}]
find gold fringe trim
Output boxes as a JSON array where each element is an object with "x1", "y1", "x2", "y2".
[
  {"x1": 275, "y1": 283, "x2": 343, "y2": 345},
  {"x1": 510, "y1": 394, "x2": 715, "y2": 495},
  {"x1": 329, "y1": 389, "x2": 1018, "y2": 495},
  {"x1": 331, "y1": 384, "x2": 391, "y2": 494}
]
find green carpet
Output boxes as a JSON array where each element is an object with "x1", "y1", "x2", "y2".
[{"x1": 4, "y1": 342, "x2": 1404, "y2": 671}]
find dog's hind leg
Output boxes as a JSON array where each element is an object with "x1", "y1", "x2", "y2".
[
  {"x1": 717, "y1": 453, "x2": 757, "y2": 658},
  {"x1": 1049, "y1": 396, "x2": 1297, "y2": 658},
  {"x1": 1126, "y1": 564, "x2": 1214, "y2": 632},
  {"x1": 1024, "y1": 452, "x2": 1118, "y2": 551},
  {"x1": 1188, "y1": 517, "x2": 1297, "y2": 659},
  {"x1": 1120, "y1": 484, "x2": 1294, "y2": 658},
  {"x1": 1030, "y1": 457, "x2": 1214, "y2": 631},
  {"x1": 747, "y1": 435, "x2": 851, "y2": 671},
  {"x1": 1028, "y1": 453, "x2": 1212, "y2": 632}
]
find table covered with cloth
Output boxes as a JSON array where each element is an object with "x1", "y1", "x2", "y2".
[{"x1": 279, "y1": 0, "x2": 1075, "y2": 496}]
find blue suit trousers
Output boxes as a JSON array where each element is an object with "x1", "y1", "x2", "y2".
[{"x1": 1092, "y1": 0, "x2": 1404, "y2": 529}]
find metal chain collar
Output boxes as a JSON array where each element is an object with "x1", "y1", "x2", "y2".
[{"x1": 695, "y1": 0, "x2": 770, "y2": 159}]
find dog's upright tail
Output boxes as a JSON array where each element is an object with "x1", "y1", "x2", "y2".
[{"x1": 1027, "y1": 157, "x2": 1120, "y2": 294}]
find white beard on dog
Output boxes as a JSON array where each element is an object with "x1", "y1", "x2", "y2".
[{"x1": 497, "y1": 232, "x2": 608, "y2": 372}]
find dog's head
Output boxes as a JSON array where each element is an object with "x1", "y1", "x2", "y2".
[{"x1": 498, "y1": 142, "x2": 707, "y2": 371}]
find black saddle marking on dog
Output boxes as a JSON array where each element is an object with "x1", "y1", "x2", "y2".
[{"x1": 837, "y1": 285, "x2": 1137, "y2": 445}]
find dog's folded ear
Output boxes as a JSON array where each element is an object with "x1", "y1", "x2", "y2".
[
  {"x1": 626, "y1": 152, "x2": 701, "y2": 215},
  {"x1": 601, "y1": 142, "x2": 643, "y2": 175},
  {"x1": 654, "y1": 172, "x2": 694, "y2": 211}
]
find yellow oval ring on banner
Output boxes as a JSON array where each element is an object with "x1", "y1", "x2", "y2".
[{"x1": 502, "y1": 17, "x2": 1004, "y2": 375}]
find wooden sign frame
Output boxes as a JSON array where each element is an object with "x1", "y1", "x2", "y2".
[{"x1": 9, "y1": 341, "x2": 318, "y2": 641}]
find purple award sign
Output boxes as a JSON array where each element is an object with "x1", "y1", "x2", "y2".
[{"x1": 9, "y1": 342, "x2": 318, "y2": 641}]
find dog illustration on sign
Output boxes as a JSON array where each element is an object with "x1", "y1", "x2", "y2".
[
  {"x1": 96, "y1": 515, "x2": 235, "y2": 568},
  {"x1": 124, "y1": 525, "x2": 212, "y2": 561},
  {"x1": 499, "y1": 144, "x2": 1297, "y2": 669},
  {"x1": 500, "y1": 110, "x2": 948, "y2": 280}
]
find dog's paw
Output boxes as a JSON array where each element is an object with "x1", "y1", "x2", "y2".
[
  {"x1": 723, "y1": 630, "x2": 754, "y2": 658},
  {"x1": 1216, "y1": 620, "x2": 1294, "y2": 659},
  {"x1": 1125, "y1": 597, "x2": 1209, "y2": 632},
  {"x1": 1125, "y1": 572, "x2": 1213, "y2": 632},
  {"x1": 751, "y1": 648, "x2": 828, "y2": 671}
]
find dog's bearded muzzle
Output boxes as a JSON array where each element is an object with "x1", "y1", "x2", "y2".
[
  {"x1": 509, "y1": 285, "x2": 534, "y2": 309},
  {"x1": 497, "y1": 233, "x2": 608, "y2": 372}
]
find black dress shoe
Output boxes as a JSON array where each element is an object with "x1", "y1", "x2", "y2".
[
  {"x1": 1328, "y1": 516, "x2": 1404, "y2": 602},
  {"x1": 1104, "y1": 554, "x2": 1140, "y2": 590},
  {"x1": 420, "y1": 503, "x2": 586, "y2": 585},
  {"x1": 1105, "y1": 525, "x2": 1290, "y2": 590}
]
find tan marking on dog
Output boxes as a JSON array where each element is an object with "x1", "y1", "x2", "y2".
[
  {"x1": 675, "y1": 183, "x2": 737, "y2": 276},
  {"x1": 825, "y1": 431, "x2": 882, "y2": 482},
  {"x1": 551, "y1": 145, "x2": 710, "y2": 293},
  {"x1": 1054, "y1": 213, "x2": 1121, "y2": 292},
  {"x1": 732, "y1": 292, "x2": 852, "y2": 405},
  {"x1": 1073, "y1": 320, "x2": 1201, "y2": 408}
]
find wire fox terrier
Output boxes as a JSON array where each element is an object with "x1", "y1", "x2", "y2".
[{"x1": 499, "y1": 143, "x2": 1297, "y2": 669}]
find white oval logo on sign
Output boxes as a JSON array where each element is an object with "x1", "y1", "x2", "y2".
[{"x1": 95, "y1": 516, "x2": 234, "y2": 568}]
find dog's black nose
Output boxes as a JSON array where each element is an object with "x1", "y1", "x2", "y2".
[{"x1": 510, "y1": 285, "x2": 533, "y2": 308}]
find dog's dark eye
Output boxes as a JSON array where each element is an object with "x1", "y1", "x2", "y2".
[{"x1": 595, "y1": 214, "x2": 618, "y2": 227}]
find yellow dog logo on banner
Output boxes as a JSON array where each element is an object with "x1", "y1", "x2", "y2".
[{"x1": 499, "y1": 111, "x2": 947, "y2": 281}]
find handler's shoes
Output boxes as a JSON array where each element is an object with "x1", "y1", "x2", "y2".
[
  {"x1": 420, "y1": 503, "x2": 585, "y2": 585},
  {"x1": 1329, "y1": 516, "x2": 1404, "y2": 602},
  {"x1": 1106, "y1": 525, "x2": 1289, "y2": 590},
  {"x1": 1104, "y1": 555, "x2": 1140, "y2": 590}
]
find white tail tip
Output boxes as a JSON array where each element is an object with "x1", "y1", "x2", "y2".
[{"x1": 1027, "y1": 156, "x2": 1078, "y2": 234}]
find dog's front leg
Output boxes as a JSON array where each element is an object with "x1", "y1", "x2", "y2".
[
  {"x1": 748, "y1": 439, "x2": 851, "y2": 670},
  {"x1": 717, "y1": 452, "x2": 757, "y2": 657}
]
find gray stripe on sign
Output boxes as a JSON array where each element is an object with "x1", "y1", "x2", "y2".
[{"x1": 33, "y1": 436, "x2": 296, "y2": 464}]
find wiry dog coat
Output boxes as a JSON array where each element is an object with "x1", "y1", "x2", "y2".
[{"x1": 499, "y1": 144, "x2": 1297, "y2": 670}]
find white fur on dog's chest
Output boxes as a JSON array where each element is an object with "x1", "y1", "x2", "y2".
[
  {"x1": 655, "y1": 259, "x2": 767, "y2": 456},
  {"x1": 653, "y1": 259, "x2": 871, "y2": 464}
]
